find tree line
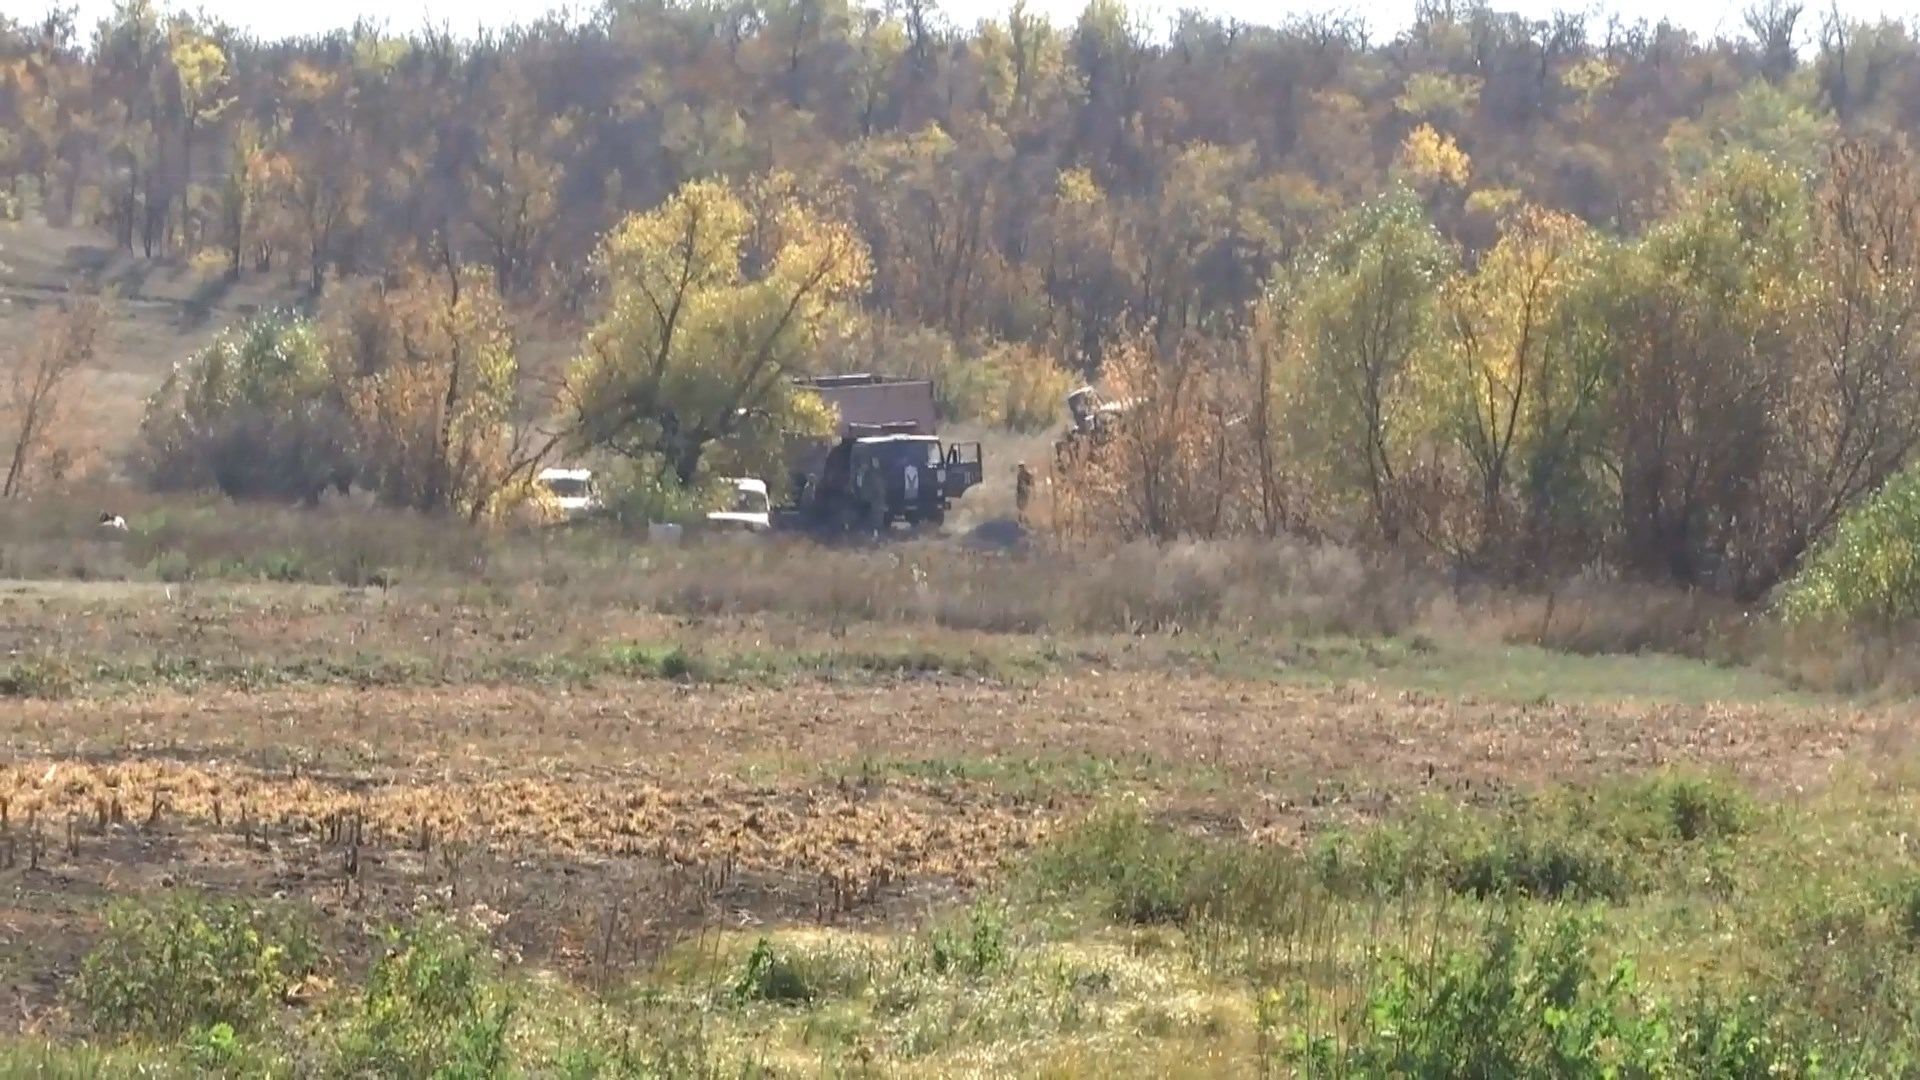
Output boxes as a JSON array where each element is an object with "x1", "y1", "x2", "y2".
[
  {"x1": 1065, "y1": 140, "x2": 1920, "y2": 602},
  {"x1": 0, "y1": 0, "x2": 1895, "y2": 358},
  {"x1": 9, "y1": 0, "x2": 1920, "y2": 602}
]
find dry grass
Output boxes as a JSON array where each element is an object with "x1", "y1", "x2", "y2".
[{"x1": 0, "y1": 761, "x2": 1048, "y2": 886}]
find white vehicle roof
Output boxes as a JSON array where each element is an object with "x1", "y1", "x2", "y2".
[
  {"x1": 725, "y1": 476, "x2": 769, "y2": 495},
  {"x1": 539, "y1": 468, "x2": 593, "y2": 483},
  {"x1": 853, "y1": 434, "x2": 940, "y2": 445}
]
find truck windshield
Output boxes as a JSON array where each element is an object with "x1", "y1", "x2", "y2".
[
  {"x1": 543, "y1": 479, "x2": 589, "y2": 499},
  {"x1": 731, "y1": 489, "x2": 769, "y2": 514}
]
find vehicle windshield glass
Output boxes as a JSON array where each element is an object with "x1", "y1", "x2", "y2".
[
  {"x1": 892, "y1": 441, "x2": 939, "y2": 468},
  {"x1": 732, "y1": 488, "x2": 768, "y2": 513},
  {"x1": 544, "y1": 478, "x2": 589, "y2": 499}
]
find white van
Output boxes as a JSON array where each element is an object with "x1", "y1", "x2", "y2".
[
  {"x1": 705, "y1": 477, "x2": 771, "y2": 532},
  {"x1": 536, "y1": 468, "x2": 603, "y2": 520}
]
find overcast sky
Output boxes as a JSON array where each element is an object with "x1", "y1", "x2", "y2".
[{"x1": 0, "y1": 0, "x2": 1900, "y2": 46}]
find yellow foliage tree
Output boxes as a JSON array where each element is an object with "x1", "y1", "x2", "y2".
[
  {"x1": 567, "y1": 174, "x2": 870, "y2": 492},
  {"x1": 1430, "y1": 206, "x2": 1600, "y2": 556},
  {"x1": 1398, "y1": 123, "x2": 1472, "y2": 189}
]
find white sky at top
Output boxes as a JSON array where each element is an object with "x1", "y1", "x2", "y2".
[{"x1": 0, "y1": 0, "x2": 1899, "y2": 48}]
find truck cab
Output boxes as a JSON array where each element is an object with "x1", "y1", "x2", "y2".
[
  {"x1": 781, "y1": 374, "x2": 984, "y2": 534},
  {"x1": 807, "y1": 433, "x2": 982, "y2": 530}
]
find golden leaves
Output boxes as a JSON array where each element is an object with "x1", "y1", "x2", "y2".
[
  {"x1": 327, "y1": 265, "x2": 520, "y2": 517},
  {"x1": 569, "y1": 174, "x2": 873, "y2": 485},
  {"x1": 1398, "y1": 123, "x2": 1472, "y2": 189}
]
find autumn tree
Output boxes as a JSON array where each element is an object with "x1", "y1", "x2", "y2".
[
  {"x1": 1766, "y1": 137, "x2": 1920, "y2": 583},
  {"x1": 566, "y1": 174, "x2": 869, "y2": 491},
  {"x1": 1599, "y1": 152, "x2": 1808, "y2": 592},
  {"x1": 3, "y1": 296, "x2": 103, "y2": 498},
  {"x1": 217, "y1": 120, "x2": 267, "y2": 278},
  {"x1": 1075, "y1": 329, "x2": 1253, "y2": 541},
  {"x1": 166, "y1": 20, "x2": 229, "y2": 251},
  {"x1": 325, "y1": 263, "x2": 534, "y2": 520},
  {"x1": 90, "y1": 0, "x2": 164, "y2": 253},
  {"x1": 275, "y1": 60, "x2": 365, "y2": 292},
  {"x1": 468, "y1": 62, "x2": 573, "y2": 295},
  {"x1": 1431, "y1": 206, "x2": 1605, "y2": 563},
  {"x1": 1280, "y1": 189, "x2": 1452, "y2": 542}
]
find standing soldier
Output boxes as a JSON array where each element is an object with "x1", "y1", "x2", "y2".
[
  {"x1": 1015, "y1": 462, "x2": 1034, "y2": 525},
  {"x1": 861, "y1": 457, "x2": 888, "y2": 535}
]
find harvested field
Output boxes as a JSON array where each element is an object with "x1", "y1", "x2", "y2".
[{"x1": 2, "y1": 567, "x2": 1919, "y2": 1072}]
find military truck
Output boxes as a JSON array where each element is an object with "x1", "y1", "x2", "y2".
[{"x1": 782, "y1": 375, "x2": 983, "y2": 533}]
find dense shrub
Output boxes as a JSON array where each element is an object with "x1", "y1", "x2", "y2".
[
  {"x1": 72, "y1": 896, "x2": 317, "y2": 1038},
  {"x1": 135, "y1": 314, "x2": 357, "y2": 504},
  {"x1": 1024, "y1": 808, "x2": 1312, "y2": 928},
  {"x1": 923, "y1": 902, "x2": 1011, "y2": 977},
  {"x1": 330, "y1": 920, "x2": 515, "y2": 1078},
  {"x1": 731, "y1": 936, "x2": 877, "y2": 1006},
  {"x1": 1298, "y1": 914, "x2": 1651, "y2": 1074},
  {"x1": 1298, "y1": 913, "x2": 1866, "y2": 1076},
  {"x1": 1312, "y1": 774, "x2": 1752, "y2": 902},
  {"x1": 1780, "y1": 464, "x2": 1920, "y2": 625}
]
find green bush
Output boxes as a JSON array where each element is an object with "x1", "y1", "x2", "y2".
[
  {"x1": 1645, "y1": 773, "x2": 1751, "y2": 843},
  {"x1": 600, "y1": 461, "x2": 724, "y2": 528},
  {"x1": 331, "y1": 920, "x2": 515, "y2": 1079},
  {"x1": 1311, "y1": 802, "x2": 1630, "y2": 901},
  {"x1": 0, "y1": 657, "x2": 83, "y2": 698},
  {"x1": 727, "y1": 935, "x2": 880, "y2": 1006},
  {"x1": 1024, "y1": 809, "x2": 1309, "y2": 928},
  {"x1": 1889, "y1": 872, "x2": 1920, "y2": 941},
  {"x1": 925, "y1": 902, "x2": 1011, "y2": 977},
  {"x1": 1023, "y1": 809, "x2": 1208, "y2": 925},
  {"x1": 183, "y1": 1022, "x2": 243, "y2": 1072},
  {"x1": 1447, "y1": 828, "x2": 1630, "y2": 901},
  {"x1": 1669, "y1": 994, "x2": 1832, "y2": 1077},
  {"x1": 1298, "y1": 912, "x2": 1870, "y2": 1076},
  {"x1": 72, "y1": 896, "x2": 317, "y2": 1039},
  {"x1": 135, "y1": 313, "x2": 357, "y2": 504},
  {"x1": 1780, "y1": 464, "x2": 1920, "y2": 624},
  {"x1": 1302, "y1": 913, "x2": 1656, "y2": 1074},
  {"x1": 734, "y1": 938, "x2": 807, "y2": 1004},
  {"x1": 1312, "y1": 775, "x2": 1752, "y2": 903}
]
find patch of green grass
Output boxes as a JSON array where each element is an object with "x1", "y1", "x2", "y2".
[
  {"x1": 0, "y1": 1042, "x2": 210, "y2": 1078},
  {"x1": 1197, "y1": 636, "x2": 1802, "y2": 704}
]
